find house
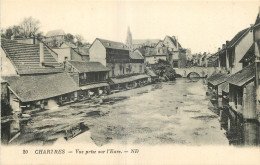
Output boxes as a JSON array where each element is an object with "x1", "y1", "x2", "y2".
[
  {"x1": 207, "y1": 73, "x2": 229, "y2": 96},
  {"x1": 1, "y1": 38, "x2": 63, "y2": 76},
  {"x1": 253, "y1": 8, "x2": 260, "y2": 123},
  {"x1": 1, "y1": 38, "x2": 79, "y2": 111},
  {"x1": 137, "y1": 47, "x2": 168, "y2": 64},
  {"x1": 3, "y1": 73, "x2": 80, "y2": 111},
  {"x1": 64, "y1": 61, "x2": 110, "y2": 100},
  {"x1": 52, "y1": 47, "x2": 84, "y2": 63},
  {"x1": 89, "y1": 38, "x2": 149, "y2": 90},
  {"x1": 226, "y1": 64, "x2": 256, "y2": 120},
  {"x1": 157, "y1": 35, "x2": 187, "y2": 68},
  {"x1": 73, "y1": 46, "x2": 90, "y2": 61},
  {"x1": 44, "y1": 29, "x2": 66, "y2": 47},
  {"x1": 219, "y1": 27, "x2": 253, "y2": 74}
]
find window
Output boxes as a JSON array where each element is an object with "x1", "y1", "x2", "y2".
[{"x1": 139, "y1": 65, "x2": 142, "y2": 73}]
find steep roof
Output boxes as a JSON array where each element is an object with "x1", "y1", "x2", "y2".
[
  {"x1": 46, "y1": 29, "x2": 65, "y2": 37},
  {"x1": 165, "y1": 36, "x2": 182, "y2": 48},
  {"x1": 1, "y1": 39, "x2": 63, "y2": 75},
  {"x1": 68, "y1": 61, "x2": 110, "y2": 73},
  {"x1": 227, "y1": 28, "x2": 250, "y2": 48},
  {"x1": 207, "y1": 73, "x2": 229, "y2": 86},
  {"x1": 130, "y1": 51, "x2": 144, "y2": 60},
  {"x1": 96, "y1": 38, "x2": 129, "y2": 50},
  {"x1": 73, "y1": 47, "x2": 89, "y2": 56},
  {"x1": 226, "y1": 63, "x2": 255, "y2": 86},
  {"x1": 3, "y1": 73, "x2": 80, "y2": 102}
]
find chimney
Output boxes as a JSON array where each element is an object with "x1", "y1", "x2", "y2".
[
  {"x1": 222, "y1": 44, "x2": 226, "y2": 49},
  {"x1": 226, "y1": 40, "x2": 229, "y2": 46},
  {"x1": 176, "y1": 36, "x2": 179, "y2": 50},
  {"x1": 39, "y1": 42, "x2": 44, "y2": 66},
  {"x1": 218, "y1": 47, "x2": 221, "y2": 52}
]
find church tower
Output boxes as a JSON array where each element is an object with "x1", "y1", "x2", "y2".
[{"x1": 126, "y1": 26, "x2": 133, "y2": 51}]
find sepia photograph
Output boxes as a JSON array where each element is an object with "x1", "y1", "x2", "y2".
[{"x1": 1, "y1": 0, "x2": 260, "y2": 164}]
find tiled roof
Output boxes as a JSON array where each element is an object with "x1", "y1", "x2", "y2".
[
  {"x1": 3, "y1": 73, "x2": 80, "y2": 102},
  {"x1": 227, "y1": 28, "x2": 250, "y2": 48},
  {"x1": 96, "y1": 38, "x2": 129, "y2": 50},
  {"x1": 110, "y1": 74, "x2": 149, "y2": 84},
  {"x1": 80, "y1": 83, "x2": 109, "y2": 90},
  {"x1": 68, "y1": 61, "x2": 110, "y2": 73},
  {"x1": 130, "y1": 51, "x2": 144, "y2": 60},
  {"x1": 73, "y1": 47, "x2": 89, "y2": 56},
  {"x1": 207, "y1": 72, "x2": 229, "y2": 86},
  {"x1": 1, "y1": 39, "x2": 62, "y2": 75},
  {"x1": 46, "y1": 29, "x2": 65, "y2": 37},
  {"x1": 226, "y1": 63, "x2": 255, "y2": 86}
]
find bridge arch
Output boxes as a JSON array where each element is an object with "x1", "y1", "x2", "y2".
[{"x1": 187, "y1": 72, "x2": 201, "y2": 78}]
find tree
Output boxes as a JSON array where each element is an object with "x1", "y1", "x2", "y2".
[
  {"x1": 64, "y1": 33, "x2": 74, "y2": 43},
  {"x1": 1, "y1": 28, "x2": 6, "y2": 38},
  {"x1": 75, "y1": 34, "x2": 84, "y2": 47},
  {"x1": 12, "y1": 25, "x2": 22, "y2": 36},
  {"x1": 5, "y1": 28, "x2": 13, "y2": 39},
  {"x1": 19, "y1": 17, "x2": 41, "y2": 37}
]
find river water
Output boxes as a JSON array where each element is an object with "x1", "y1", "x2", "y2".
[{"x1": 2, "y1": 79, "x2": 260, "y2": 146}]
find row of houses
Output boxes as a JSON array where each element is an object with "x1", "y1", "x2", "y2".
[
  {"x1": 1, "y1": 35, "x2": 152, "y2": 114},
  {"x1": 126, "y1": 28, "x2": 190, "y2": 68},
  {"x1": 207, "y1": 9, "x2": 260, "y2": 124}
]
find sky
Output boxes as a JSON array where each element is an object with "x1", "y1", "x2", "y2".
[{"x1": 1, "y1": 0, "x2": 260, "y2": 53}]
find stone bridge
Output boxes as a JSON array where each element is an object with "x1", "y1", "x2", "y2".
[{"x1": 174, "y1": 67, "x2": 216, "y2": 78}]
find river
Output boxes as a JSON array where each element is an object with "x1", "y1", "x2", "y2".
[{"x1": 1, "y1": 79, "x2": 260, "y2": 146}]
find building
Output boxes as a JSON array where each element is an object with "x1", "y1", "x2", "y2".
[
  {"x1": 218, "y1": 27, "x2": 253, "y2": 74},
  {"x1": 137, "y1": 47, "x2": 168, "y2": 64},
  {"x1": 1, "y1": 38, "x2": 79, "y2": 112},
  {"x1": 157, "y1": 35, "x2": 187, "y2": 68},
  {"x1": 226, "y1": 64, "x2": 256, "y2": 120},
  {"x1": 44, "y1": 29, "x2": 66, "y2": 47},
  {"x1": 253, "y1": 8, "x2": 260, "y2": 123},
  {"x1": 89, "y1": 38, "x2": 149, "y2": 90},
  {"x1": 207, "y1": 73, "x2": 229, "y2": 97},
  {"x1": 64, "y1": 61, "x2": 110, "y2": 100},
  {"x1": 52, "y1": 47, "x2": 85, "y2": 63}
]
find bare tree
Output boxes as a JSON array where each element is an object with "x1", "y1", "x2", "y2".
[{"x1": 19, "y1": 17, "x2": 41, "y2": 37}]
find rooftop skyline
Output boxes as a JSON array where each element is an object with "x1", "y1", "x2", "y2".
[{"x1": 2, "y1": 0, "x2": 260, "y2": 53}]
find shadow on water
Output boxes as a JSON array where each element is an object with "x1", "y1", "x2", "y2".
[{"x1": 207, "y1": 90, "x2": 260, "y2": 146}]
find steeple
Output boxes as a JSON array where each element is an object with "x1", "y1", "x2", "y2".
[{"x1": 126, "y1": 26, "x2": 133, "y2": 51}]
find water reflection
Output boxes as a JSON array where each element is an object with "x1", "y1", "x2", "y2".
[{"x1": 219, "y1": 108, "x2": 260, "y2": 146}]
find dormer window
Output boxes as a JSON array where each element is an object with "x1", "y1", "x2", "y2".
[{"x1": 107, "y1": 43, "x2": 110, "y2": 46}]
